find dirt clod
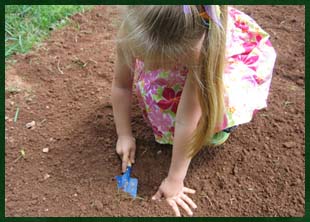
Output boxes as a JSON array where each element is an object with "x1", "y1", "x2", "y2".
[
  {"x1": 283, "y1": 141, "x2": 296, "y2": 148},
  {"x1": 5, "y1": 5, "x2": 304, "y2": 217},
  {"x1": 25, "y1": 121, "x2": 35, "y2": 129},
  {"x1": 93, "y1": 200, "x2": 104, "y2": 211},
  {"x1": 43, "y1": 173, "x2": 50, "y2": 180},
  {"x1": 42, "y1": 148, "x2": 49, "y2": 153}
]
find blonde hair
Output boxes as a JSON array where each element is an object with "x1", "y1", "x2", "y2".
[{"x1": 117, "y1": 5, "x2": 228, "y2": 157}]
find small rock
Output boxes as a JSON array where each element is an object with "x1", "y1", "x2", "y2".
[
  {"x1": 283, "y1": 141, "x2": 295, "y2": 149},
  {"x1": 6, "y1": 201, "x2": 15, "y2": 210},
  {"x1": 93, "y1": 200, "x2": 103, "y2": 211},
  {"x1": 288, "y1": 209, "x2": 296, "y2": 216},
  {"x1": 31, "y1": 194, "x2": 39, "y2": 200},
  {"x1": 43, "y1": 173, "x2": 50, "y2": 180},
  {"x1": 236, "y1": 178, "x2": 241, "y2": 184},
  {"x1": 232, "y1": 165, "x2": 238, "y2": 175},
  {"x1": 73, "y1": 193, "x2": 78, "y2": 197},
  {"x1": 26, "y1": 97, "x2": 32, "y2": 102},
  {"x1": 297, "y1": 178, "x2": 302, "y2": 184},
  {"x1": 5, "y1": 116, "x2": 9, "y2": 121},
  {"x1": 267, "y1": 153, "x2": 272, "y2": 158},
  {"x1": 26, "y1": 121, "x2": 36, "y2": 129},
  {"x1": 297, "y1": 79, "x2": 304, "y2": 85},
  {"x1": 30, "y1": 199, "x2": 38, "y2": 205},
  {"x1": 298, "y1": 197, "x2": 305, "y2": 205},
  {"x1": 290, "y1": 179, "x2": 301, "y2": 186},
  {"x1": 46, "y1": 106, "x2": 50, "y2": 109},
  {"x1": 284, "y1": 167, "x2": 290, "y2": 172},
  {"x1": 76, "y1": 187, "x2": 82, "y2": 194},
  {"x1": 10, "y1": 101, "x2": 15, "y2": 106},
  {"x1": 80, "y1": 204, "x2": 87, "y2": 211},
  {"x1": 294, "y1": 149, "x2": 301, "y2": 156},
  {"x1": 157, "y1": 150, "x2": 162, "y2": 155},
  {"x1": 42, "y1": 148, "x2": 49, "y2": 153}
]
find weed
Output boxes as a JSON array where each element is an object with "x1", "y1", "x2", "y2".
[
  {"x1": 283, "y1": 101, "x2": 293, "y2": 108},
  {"x1": 5, "y1": 86, "x2": 21, "y2": 93},
  {"x1": 13, "y1": 107, "x2": 20, "y2": 122},
  {"x1": 14, "y1": 148, "x2": 26, "y2": 163},
  {"x1": 5, "y1": 5, "x2": 93, "y2": 59}
]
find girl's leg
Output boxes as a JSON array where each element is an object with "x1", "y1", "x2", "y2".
[
  {"x1": 210, "y1": 126, "x2": 238, "y2": 146},
  {"x1": 211, "y1": 131, "x2": 230, "y2": 146}
]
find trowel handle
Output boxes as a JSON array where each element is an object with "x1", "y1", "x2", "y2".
[
  {"x1": 124, "y1": 164, "x2": 132, "y2": 180},
  {"x1": 126, "y1": 165, "x2": 132, "y2": 174},
  {"x1": 126, "y1": 162, "x2": 132, "y2": 174},
  {"x1": 127, "y1": 161, "x2": 132, "y2": 167}
]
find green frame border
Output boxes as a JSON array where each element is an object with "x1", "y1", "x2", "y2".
[
  {"x1": 2, "y1": 0, "x2": 309, "y2": 5},
  {"x1": 2, "y1": 1, "x2": 308, "y2": 221}
]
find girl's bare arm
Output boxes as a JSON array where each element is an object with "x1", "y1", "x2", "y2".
[
  {"x1": 111, "y1": 47, "x2": 134, "y2": 137},
  {"x1": 167, "y1": 72, "x2": 202, "y2": 182},
  {"x1": 112, "y1": 47, "x2": 137, "y2": 171}
]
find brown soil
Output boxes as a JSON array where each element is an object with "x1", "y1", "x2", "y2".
[{"x1": 5, "y1": 6, "x2": 305, "y2": 217}]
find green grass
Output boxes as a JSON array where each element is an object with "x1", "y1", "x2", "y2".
[{"x1": 5, "y1": 5, "x2": 93, "y2": 59}]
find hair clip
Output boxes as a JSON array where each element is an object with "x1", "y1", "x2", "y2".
[
  {"x1": 183, "y1": 5, "x2": 191, "y2": 14},
  {"x1": 183, "y1": 5, "x2": 222, "y2": 29},
  {"x1": 203, "y1": 5, "x2": 223, "y2": 29}
]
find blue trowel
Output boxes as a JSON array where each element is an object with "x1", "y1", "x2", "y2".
[{"x1": 115, "y1": 163, "x2": 138, "y2": 198}]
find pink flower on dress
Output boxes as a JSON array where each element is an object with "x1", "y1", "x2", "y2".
[
  {"x1": 142, "y1": 70, "x2": 162, "y2": 95},
  {"x1": 242, "y1": 74, "x2": 264, "y2": 86},
  {"x1": 148, "y1": 108, "x2": 172, "y2": 133},
  {"x1": 241, "y1": 75, "x2": 258, "y2": 87},
  {"x1": 170, "y1": 69, "x2": 187, "y2": 85},
  {"x1": 232, "y1": 54, "x2": 259, "y2": 71},
  {"x1": 242, "y1": 34, "x2": 263, "y2": 53},
  {"x1": 253, "y1": 75, "x2": 264, "y2": 85},
  {"x1": 156, "y1": 78, "x2": 169, "y2": 87},
  {"x1": 242, "y1": 42, "x2": 257, "y2": 53},
  {"x1": 229, "y1": 8, "x2": 242, "y2": 20},
  {"x1": 145, "y1": 94, "x2": 154, "y2": 106},
  {"x1": 235, "y1": 19, "x2": 249, "y2": 32},
  {"x1": 265, "y1": 39, "x2": 272, "y2": 47},
  {"x1": 157, "y1": 88, "x2": 182, "y2": 113},
  {"x1": 152, "y1": 125, "x2": 163, "y2": 137}
]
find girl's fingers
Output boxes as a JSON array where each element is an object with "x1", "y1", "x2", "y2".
[
  {"x1": 167, "y1": 199, "x2": 181, "y2": 217},
  {"x1": 152, "y1": 190, "x2": 163, "y2": 201},
  {"x1": 181, "y1": 193, "x2": 197, "y2": 209},
  {"x1": 183, "y1": 187, "x2": 196, "y2": 194},
  {"x1": 129, "y1": 149, "x2": 135, "y2": 164},
  {"x1": 175, "y1": 197, "x2": 193, "y2": 216},
  {"x1": 122, "y1": 155, "x2": 129, "y2": 172}
]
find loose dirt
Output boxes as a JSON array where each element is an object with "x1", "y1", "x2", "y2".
[{"x1": 5, "y1": 5, "x2": 305, "y2": 216}]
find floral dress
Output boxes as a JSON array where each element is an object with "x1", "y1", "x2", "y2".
[{"x1": 134, "y1": 7, "x2": 277, "y2": 144}]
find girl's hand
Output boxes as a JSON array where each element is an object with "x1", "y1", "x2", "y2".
[
  {"x1": 152, "y1": 177, "x2": 197, "y2": 217},
  {"x1": 115, "y1": 135, "x2": 136, "y2": 172}
]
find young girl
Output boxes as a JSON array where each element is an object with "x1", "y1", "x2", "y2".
[{"x1": 112, "y1": 5, "x2": 276, "y2": 216}]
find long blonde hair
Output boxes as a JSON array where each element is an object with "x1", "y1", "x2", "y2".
[{"x1": 117, "y1": 5, "x2": 228, "y2": 157}]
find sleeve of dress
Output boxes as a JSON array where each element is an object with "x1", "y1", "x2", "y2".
[{"x1": 221, "y1": 7, "x2": 277, "y2": 129}]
